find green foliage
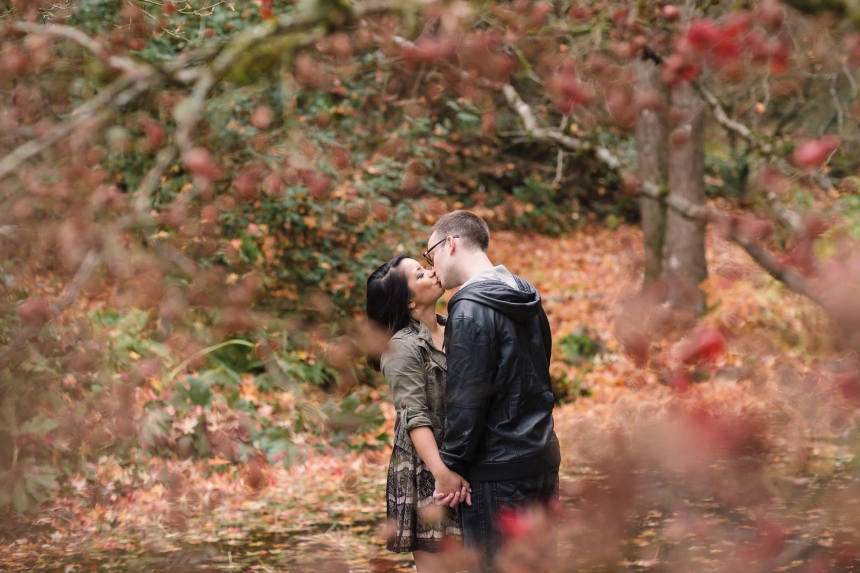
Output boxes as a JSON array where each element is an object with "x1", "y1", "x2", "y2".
[
  {"x1": 706, "y1": 149, "x2": 751, "y2": 200},
  {"x1": 558, "y1": 327, "x2": 606, "y2": 365},
  {"x1": 834, "y1": 183, "x2": 860, "y2": 240},
  {"x1": 507, "y1": 174, "x2": 581, "y2": 236}
]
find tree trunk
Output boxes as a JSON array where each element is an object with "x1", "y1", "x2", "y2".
[
  {"x1": 664, "y1": 81, "x2": 708, "y2": 314},
  {"x1": 633, "y1": 58, "x2": 668, "y2": 290}
]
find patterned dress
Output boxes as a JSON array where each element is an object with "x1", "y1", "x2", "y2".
[{"x1": 381, "y1": 317, "x2": 462, "y2": 553}]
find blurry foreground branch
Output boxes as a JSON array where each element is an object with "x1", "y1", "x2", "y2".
[{"x1": 0, "y1": 250, "x2": 100, "y2": 371}]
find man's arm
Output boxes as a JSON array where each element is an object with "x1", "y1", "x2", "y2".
[
  {"x1": 439, "y1": 312, "x2": 498, "y2": 477},
  {"x1": 539, "y1": 306, "x2": 552, "y2": 364}
]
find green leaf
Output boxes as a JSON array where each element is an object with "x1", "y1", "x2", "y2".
[
  {"x1": 27, "y1": 469, "x2": 56, "y2": 491},
  {"x1": 185, "y1": 377, "x2": 213, "y2": 407},
  {"x1": 19, "y1": 413, "x2": 59, "y2": 437}
]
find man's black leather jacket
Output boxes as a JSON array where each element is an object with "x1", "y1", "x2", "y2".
[{"x1": 440, "y1": 273, "x2": 561, "y2": 481}]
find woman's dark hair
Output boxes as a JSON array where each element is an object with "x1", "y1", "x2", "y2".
[{"x1": 366, "y1": 254, "x2": 413, "y2": 370}]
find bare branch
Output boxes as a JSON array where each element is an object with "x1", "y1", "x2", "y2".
[
  {"x1": 766, "y1": 191, "x2": 806, "y2": 235},
  {"x1": 0, "y1": 250, "x2": 101, "y2": 371},
  {"x1": 174, "y1": 70, "x2": 216, "y2": 157},
  {"x1": 502, "y1": 82, "x2": 823, "y2": 305},
  {"x1": 132, "y1": 146, "x2": 179, "y2": 218},
  {"x1": 12, "y1": 22, "x2": 142, "y2": 73},
  {"x1": 13, "y1": 21, "x2": 107, "y2": 57},
  {"x1": 0, "y1": 73, "x2": 145, "y2": 183},
  {"x1": 693, "y1": 82, "x2": 774, "y2": 155},
  {"x1": 502, "y1": 83, "x2": 622, "y2": 171}
]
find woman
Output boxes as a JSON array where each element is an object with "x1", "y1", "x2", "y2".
[{"x1": 367, "y1": 254, "x2": 471, "y2": 573}]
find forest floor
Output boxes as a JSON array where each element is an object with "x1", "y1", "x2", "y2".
[{"x1": 3, "y1": 226, "x2": 859, "y2": 572}]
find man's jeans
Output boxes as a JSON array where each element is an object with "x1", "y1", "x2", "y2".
[{"x1": 460, "y1": 468, "x2": 559, "y2": 573}]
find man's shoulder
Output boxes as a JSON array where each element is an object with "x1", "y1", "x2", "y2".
[{"x1": 447, "y1": 299, "x2": 498, "y2": 332}]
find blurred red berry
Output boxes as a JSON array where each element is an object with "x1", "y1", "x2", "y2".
[
  {"x1": 185, "y1": 148, "x2": 220, "y2": 181},
  {"x1": 755, "y1": 0, "x2": 784, "y2": 32},
  {"x1": 660, "y1": 54, "x2": 700, "y2": 85},
  {"x1": 684, "y1": 19, "x2": 721, "y2": 53},
  {"x1": 661, "y1": 5, "x2": 680, "y2": 22},
  {"x1": 568, "y1": 4, "x2": 591, "y2": 21},
  {"x1": 233, "y1": 168, "x2": 263, "y2": 201},
  {"x1": 792, "y1": 136, "x2": 838, "y2": 170},
  {"x1": 201, "y1": 204, "x2": 219, "y2": 225},
  {"x1": 19, "y1": 298, "x2": 51, "y2": 327},
  {"x1": 721, "y1": 12, "x2": 751, "y2": 39},
  {"x1": 303, "y1": 171, "x2": 330, "y2": 200},
  {"x1": 547, "y1": 64, "x2": 594, "y2": 113}
]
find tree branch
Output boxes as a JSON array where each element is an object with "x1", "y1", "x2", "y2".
[
  {"x1": 11, "y1": 21, "x2": 141, "y2": 74},
  {"x1": 643, "y1": 48, "x2": 774, "y2": 155},
  {"x1": 2, "y1": 0, "x2": 399, "y2": 185},
  {"x1": 0, "y1": 250, "x2": 101, "y2": 371},
  {"x1": 502, "y1": 83, "x2": 622, "y2": 170},
  {"x1": 0, "y1": 73, "x2": 144, "y2": 183},
  {"x1": 503, "y1": 82, "x2": 822, "y2": 305},
  {"x1": 693, "y1": 81, "x2": 774, "y2": 155}
]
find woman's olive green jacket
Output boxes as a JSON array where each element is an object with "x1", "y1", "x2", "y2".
[{"x1": 380, "y1": 315, "x2": 447, "y2": 455}]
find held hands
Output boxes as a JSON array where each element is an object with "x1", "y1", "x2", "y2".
[{"x1": 432, "y1": 468, "x2": 472, "y2": 507}]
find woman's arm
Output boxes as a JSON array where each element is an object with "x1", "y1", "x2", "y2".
[{"x1": 410, "y1": 426, "x2": 471, "y2": 507}]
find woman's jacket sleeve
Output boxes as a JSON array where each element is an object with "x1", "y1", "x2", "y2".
[{"x1": 381, "y1": 338, "x2": 433, "y2": 432}]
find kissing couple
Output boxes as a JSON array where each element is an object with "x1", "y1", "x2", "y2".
[{"x1": 367, "y1": 210, "x2": 561, "y2": 573}]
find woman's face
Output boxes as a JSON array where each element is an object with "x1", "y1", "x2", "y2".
[{"x1": 398, "y1": 257, "x2": 443, "y2": 308}]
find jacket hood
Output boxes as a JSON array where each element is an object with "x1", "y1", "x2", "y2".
[{"x1": 449, "y1": 276, "x2": 542, "y2": 323}]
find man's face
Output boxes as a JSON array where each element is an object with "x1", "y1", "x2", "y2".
[{"x1": 426, "y1": 232, "x2": 455, "y2": 290}]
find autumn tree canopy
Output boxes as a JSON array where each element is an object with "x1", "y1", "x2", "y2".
[{"x1": 3, "y1": 0, "x2": 860, "y2": 570}]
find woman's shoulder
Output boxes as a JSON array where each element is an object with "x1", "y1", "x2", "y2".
[
  {"x1": 389, "y1": 323, "x2": 420, "y2": 342},
  {"x1": 381, "y1": 325, "x2": 422, "y2": 366}
]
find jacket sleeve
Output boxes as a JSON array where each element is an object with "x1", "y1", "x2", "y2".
[
  {"x1": 381, "y1": 338, "x2": 433, "y2": 432},
  {"x1": 539, "y1": 306, "x2": 552, "y2": 364},
  {"x1": 440, "y1": 313, "x2": 499, "y2": 474}
]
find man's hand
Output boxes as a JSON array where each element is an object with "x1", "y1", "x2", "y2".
[{"x1": 432, "y1": 468, "x2": 472, "y2": 507}]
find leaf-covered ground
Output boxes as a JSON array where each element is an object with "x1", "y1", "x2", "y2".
[{"x1": 3, "y1": 227, "x2": 858, "y2": 572}]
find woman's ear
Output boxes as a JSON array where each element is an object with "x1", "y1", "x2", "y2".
[{"x1": 408, "y1": 301, "x2": 416, "y2": 309}]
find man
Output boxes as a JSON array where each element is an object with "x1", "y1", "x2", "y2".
[{"x1": 425, "y1": 210, "x2": 560, "y2": 572}]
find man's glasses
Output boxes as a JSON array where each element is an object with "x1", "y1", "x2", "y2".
[{"x1": 422, "y1": 235, "x2": 458, "y2": 266}]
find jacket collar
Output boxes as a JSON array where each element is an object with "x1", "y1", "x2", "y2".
[{"x1": 410, "y1": 313, "x2": 447, "y2": 345}]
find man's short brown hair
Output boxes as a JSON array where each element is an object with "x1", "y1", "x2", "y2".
[{"x1": 432, "y1": 210, "x2": 490, "y2": 252}]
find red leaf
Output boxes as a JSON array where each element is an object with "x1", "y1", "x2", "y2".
[
  {"x1": 676, "y1": 327, "x2": 726, "y2": 365},
  {"x1": 260, "y1": 0, "x2": 273, "y2": 20}
]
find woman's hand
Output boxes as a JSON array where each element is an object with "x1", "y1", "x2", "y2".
[
  {"x1": 433, "y1": 468, "x2": 471, "y2": 508},
  {"x1": 407, "y1": 427, "x2": 471, "y2": 507}
]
